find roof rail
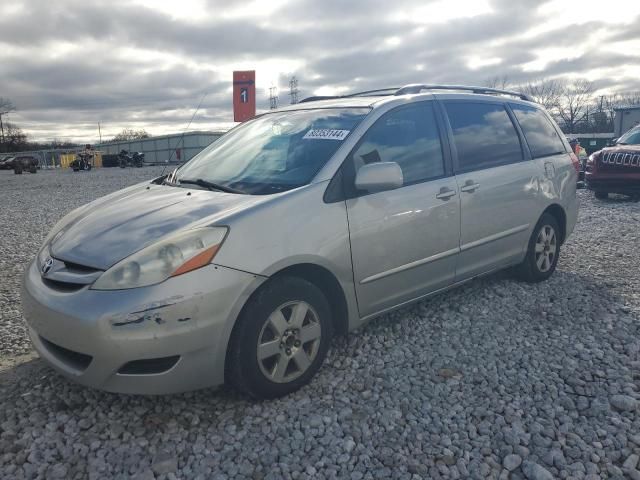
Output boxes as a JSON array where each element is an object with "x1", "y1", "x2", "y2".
[
  {"x1": 394, "y1": 84, "x2": 535, "y2": 102},
  {"x1": 345, "y1": 88, "x2": 400, "y2": 97},
  {"x1": 298, "y1": 96, "x2": 341, "y2": 103},
  {"x1": 299, "y1": 87, "x2": 401, "y2": 104},
  {"x1": 299, "y1": 85, "x2": 536, "y2": 104}
]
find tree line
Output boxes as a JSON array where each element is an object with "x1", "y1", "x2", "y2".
[
  {"x1": 0, "y1": 97, "x2": 150, "y2": 154},
  {"x1": 3, "y1": 79, "x2": 640, "y2": 153},
  {"x1": 484, "y1": 76, "x2": 640, "y2": 133}
]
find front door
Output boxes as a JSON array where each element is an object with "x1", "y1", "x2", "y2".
[{"x1": 344, "y1": 102, "x2": 460, "y2": 317}]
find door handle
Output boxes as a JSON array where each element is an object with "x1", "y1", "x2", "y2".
[
  {"x1": 435, "y1": 187, "x2": 457, "y2": 200},
  {"x1": 460, "y1": 181, "x2": 480, "y2": 193}
]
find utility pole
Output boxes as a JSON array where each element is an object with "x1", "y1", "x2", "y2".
[
  {"x1": 289, "y1": 76, "x2": 299, "y2": 105},
  {"x1": 98, "y1": 122, "x2": 102, "y2": 144},
  {"x1": 269, "y1": 86, "x2": 279, "y2": 110}
]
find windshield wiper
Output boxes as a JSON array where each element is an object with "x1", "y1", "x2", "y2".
[{"x1": 177, "y1": 178, "x2": 244, "y2": 194}]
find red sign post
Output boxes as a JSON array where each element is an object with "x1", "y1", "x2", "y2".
[{"x1": 233, "y1": 70, "x2": 256, "y2": 122}]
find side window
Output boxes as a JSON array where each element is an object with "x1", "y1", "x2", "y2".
[
  {"x1": 511, "y1": 104, "x2": 569, "y2": 158},
  {"x1": 444, "y1": 102, "x2": 523, "y2": 172},
  {"x1": 350, "y1": 102, "x2": 445, "y2": 186}
]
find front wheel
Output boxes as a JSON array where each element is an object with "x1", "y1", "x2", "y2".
[
  {"x1": 514, "y1": 213, "x2": 560, "y2": 283},
  {"x1": 594, "y1": 191, "x2": 608, "y2": 200},
  {"x1": 226, "y1": 277, "x2": 333, "y2": 399}
]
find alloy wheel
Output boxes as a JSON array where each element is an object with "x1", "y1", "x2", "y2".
[
  {"x1": 257, "y1": 301, "x2": 322, "y2": 383},
  {"x1": 534, "y1": 224, "x2": 557, "y2": 273}
]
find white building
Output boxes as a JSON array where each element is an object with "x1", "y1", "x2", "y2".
[{"x1": 97, "y1": 130, "x2": 226, "y2": 164}]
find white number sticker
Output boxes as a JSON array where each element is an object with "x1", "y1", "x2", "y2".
[{"x1": 303, "y1": 129, "x2": 350, "y2": 140}]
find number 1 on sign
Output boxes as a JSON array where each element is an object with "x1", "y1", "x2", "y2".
[{"x1": 240, "y1": 88, "x2": 249, "y2": 103}]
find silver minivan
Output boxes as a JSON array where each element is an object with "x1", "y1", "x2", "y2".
[{"x1": 22, "y1": 85, "x2": 579, "y2": 398}]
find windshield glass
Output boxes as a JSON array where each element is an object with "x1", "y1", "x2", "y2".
[
  {"x1": 617, "y1": 127, "x2": 640, "y2": 145},
  {"x1": 175, "y1": 108, "x2": 369, "y2": 194}
]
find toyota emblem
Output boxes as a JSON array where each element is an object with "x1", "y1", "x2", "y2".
[{"x1": 41, "y1": 257, "x2": 54, "y2": 275}]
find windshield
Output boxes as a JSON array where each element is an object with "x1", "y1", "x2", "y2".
[
  {"x1": 617, "y1": 126, "x2": 640, "y2": 145},
  {"x1": 175, "y1": 108, "x2": 369, "y2": 194}
]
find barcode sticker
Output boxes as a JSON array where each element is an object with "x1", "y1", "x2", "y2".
[{"x1": 303, "y1": 129, "x2": 350, "y2": 140}]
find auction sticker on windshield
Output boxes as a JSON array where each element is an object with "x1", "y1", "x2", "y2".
[{"x1": 303, "y1": 129, "x2": 350, "y2": 140}]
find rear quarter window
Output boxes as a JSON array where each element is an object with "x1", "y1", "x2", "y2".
[{"x1": 511, "y1": 104, "x2": 566, "y2": 158}]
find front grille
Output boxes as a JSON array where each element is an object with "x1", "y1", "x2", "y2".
[
  {"x1": 40, "y1": 336, "x2": 92, "y2": 371},
  {"x1": 118, "y1": 356, "x2": 180, "y2": 375},
  {"x1": 42, "y1": 278, "x2": 85, "y2": 292},
  {"x1": 599, "y1": 151, "x2": 640, "y2": 173},
  {"x1": 61, "y1": 260, "x2": 101, "y2": 274}
]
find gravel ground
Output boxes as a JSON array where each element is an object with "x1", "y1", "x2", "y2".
[{"x1": 1, "y1": 168, "x2": 639, "y2": 480}]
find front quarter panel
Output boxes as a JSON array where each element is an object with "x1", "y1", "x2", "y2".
[{"x1": 213, "y1": 181, "x2": 359, "y2": 328}]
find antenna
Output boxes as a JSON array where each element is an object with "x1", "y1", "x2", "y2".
[
  {"x1": 269, "y1": 85, "x2": 279, "y2": 109},
  {"x1": 289, "y1": 76, "x2": 299, "y2": 105},
  {"x1": 161, "y1": 92, "x2": 208, "y2": 178}
]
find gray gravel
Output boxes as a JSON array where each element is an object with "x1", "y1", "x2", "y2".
[{"x1": 1, "y1": 168, "x2": 639, "y2": 479}]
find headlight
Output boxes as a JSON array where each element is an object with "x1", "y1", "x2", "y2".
[{"x1": 92, "y1": 227, "x2": 228, "y2": 290}]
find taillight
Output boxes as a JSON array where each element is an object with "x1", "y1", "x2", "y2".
[{"x1": 570, "y1": 152, "x2": 580, "y2": 174}]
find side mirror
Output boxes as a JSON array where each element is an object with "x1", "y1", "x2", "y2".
[{"x1": 355, "y1": 162, "x2": 403, "y2": 193}]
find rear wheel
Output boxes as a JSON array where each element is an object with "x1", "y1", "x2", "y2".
[
  {"x1": 594, "y1": 191, "x2": 608, "y2": 200},
  {"x1": 514, "y1": 213, "x2": 560, "y2": 283},
  {"x1": 227, "y1": 276, "x2": 333, "y2": 399}
]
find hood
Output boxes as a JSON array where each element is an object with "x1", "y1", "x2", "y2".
[{"x1": 50, "y1": 184, "x2": 268, "y2": 270}]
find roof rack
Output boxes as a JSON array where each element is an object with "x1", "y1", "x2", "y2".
[
  {"x1": 394, "y1": 84, "x2": 535, "y2": 102},
  {"x1": 298, "y1": 84, "x2": 535, "y2": 104},
  {"x1": 298, "y1": 87, "x2": 400, "y2": 104}
]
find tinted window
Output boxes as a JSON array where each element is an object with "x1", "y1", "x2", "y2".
[
  {"x1": 350, "y1": 103, "x2": 444, "y2": 185},
  {"x1": 511, "y1": 104, "x2": 566, "y2": 158},
  {"x1": 617, "y1": 126, "x2": 640, "y2": 145},
  {"x1": 444, "y1": 102, "x2": 522, "y2": 171}
]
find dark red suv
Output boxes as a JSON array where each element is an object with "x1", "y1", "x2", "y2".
[{"x1": 586, "y1": 126, "x2": 640, "y2": 200}]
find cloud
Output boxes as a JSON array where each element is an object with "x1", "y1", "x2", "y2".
[{"x1": 0, "y1": 0, "x2": 639, "y2": 141}]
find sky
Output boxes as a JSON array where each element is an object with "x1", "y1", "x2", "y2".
[{"x1": 1, "y1": 0, "x2": 639, "y2": 143}]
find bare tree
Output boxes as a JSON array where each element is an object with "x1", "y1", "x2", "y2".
[
  {"x1": 0, "y1": 97, "x2": 16, "y2": 147},
  {"x1": 111, "y1": 128, "x2": 150, "y2": 142},
  {"x1": 519, "y1": 78, "x2": 564, "y2": 111},
  {"x1": 483, "y1": 75, "x2": 511, "y2": 90},
  {"x1": 2, "y1": 122, "x2": 28, "y2": 152},
  {"x1": 556, "y1": 80, "x2": 595, "y2": 133}
]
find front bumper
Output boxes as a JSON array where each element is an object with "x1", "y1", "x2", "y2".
[
  {"x1": 585, "y1": 176, "x2": 640, "y2": 195},
  {"x1": 22, "y1": 260, "x2": 265, "y2": 394}
]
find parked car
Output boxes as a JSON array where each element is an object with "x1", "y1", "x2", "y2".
[
  {"x1": 12, "y1": 155, "x2": 38, "y2": 174},
  {"x1": 585, "y1": 125, "x2": 640, "y2": 200},
  {"x1": 0, "y1": 155, "x2": 15, "y2": 170},
  {"x1": 22, "y1": 85, "x2": 578, "y2": 398}
]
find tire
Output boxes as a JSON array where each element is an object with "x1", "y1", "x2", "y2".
[
  {"x1": 87, "y1": 164, "x2": 92, "y2": 171},
  {"x1": 594, "y1": 191, "x2": 608, "y2": 200},
  {"x1": 227, "y1": 276, "x2": 333, "y2": 399},
  {"x1": 14, "y1": 166, "x2": 22, "y2": 174},
  {"x1": 514, "y1": 213, "x2": 561, "y2": 283},
  {"x1": 29, "y1": 167, "x2": 37, "y2": 174}
]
